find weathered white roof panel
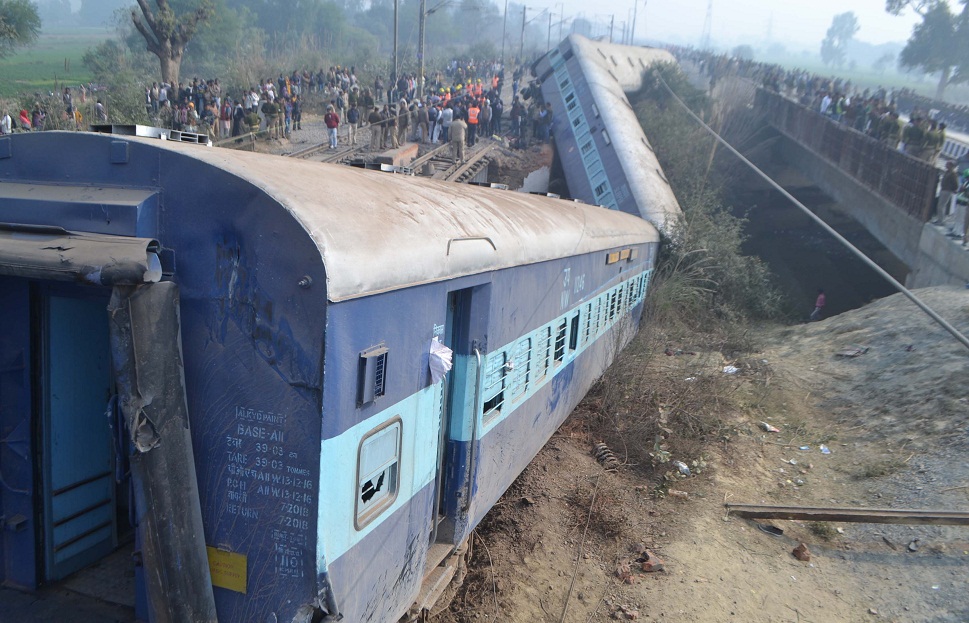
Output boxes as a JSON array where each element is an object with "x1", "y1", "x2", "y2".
[
  {"x1": 567, "y1": 35, "x2": 682, "y2": 230},
  {"x1": 138, "y1": 138, "x2": 658, "y2": 301}
]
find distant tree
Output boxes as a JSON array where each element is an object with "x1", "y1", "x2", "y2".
[
  {"x1": 130, "y1": 0, "x2": 213, "y2": 85},
  {"x1": 894, "y1": 0, "x2": 968, "y2": 99},
  {"x1": 885, "y1": 0, "x2": 937, "y2": 16},
  {"x1": 731, "y1": 44, "x2": 754, "y2": 61},
  {"x1": 0, "y1": 0, "x2": 40, "y2": 58},
  {"x1": 820, "y1": 11, "x2": 859, "y2": 68},
  {"x1": 872, "y1": 51, "x2": 896, "y2": 73}
]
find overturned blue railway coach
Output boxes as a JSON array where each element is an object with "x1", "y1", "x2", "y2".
[{"x1": 0, "y1": 131, "x2": 658, "y2": 622}]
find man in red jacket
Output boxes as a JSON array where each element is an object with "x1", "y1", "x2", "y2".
[{"x1": 324, "y1": 105, "x2": 340, "y2": 149}]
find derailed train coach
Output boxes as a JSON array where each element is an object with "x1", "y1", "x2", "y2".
[{"x1": 0, "y1": 130, "x2": 658, "y2": 622}]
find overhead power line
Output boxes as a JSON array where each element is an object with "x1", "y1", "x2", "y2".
[{"x1": 653, "y1": 71, "x2": 969, "y2": 353}]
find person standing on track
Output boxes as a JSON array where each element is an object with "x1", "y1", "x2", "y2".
[
  {"x1": 368, "y1": 106, "x2": 383, "y2": 150},
  {"x1": 324, "y1": 105, "x2": 340, "y2": 149},
  {"x1": 346, "y1": 102, "x2": 359, "y2": 145},
  {"x1": 450, "y1": 116, "x2": 467, "y2": 162},
  {"x1": 466, "y1": 99, "x2": 479, "y2": 147}
]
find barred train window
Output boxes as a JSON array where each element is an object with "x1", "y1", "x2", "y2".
[
  {"x1": 356, "y1": 419, "x2": 401, "y2": 528},
  {"x1": 536, "y1": 326, "x2": 552, "y2": 379},
  {"x1": 509, "y1": 338, "x2": 531, "y2": 402},
  {"x1": 554, "y1": 319, "x2": 568, "y2": 363},
  {"x1": 482, "y1": 351, "x2": 507, "y2": 420}
]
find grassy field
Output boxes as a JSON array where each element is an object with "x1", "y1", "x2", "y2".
[{"x1": 0, "y1": 29, "x2": 111, "y2": 98}]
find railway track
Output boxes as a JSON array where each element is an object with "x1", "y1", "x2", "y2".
[{"x1": 286, "y1": 129, "x2": 496, "y2": 184}]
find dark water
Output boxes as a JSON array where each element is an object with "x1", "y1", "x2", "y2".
[{"x1": 728, "y1": 179, "x2": 908, "y2": 320}]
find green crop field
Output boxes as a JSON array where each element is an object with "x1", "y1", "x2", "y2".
[{"x1": 0, "y1": 29, "x2": 111, "y2": 98}]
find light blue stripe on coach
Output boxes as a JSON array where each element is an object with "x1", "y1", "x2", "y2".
[
  {"x1": 451, "y1": 269, "x2": 651, "y2": 442},
  {"x1": 316, "y1": 268, "x2": 650, "y2": 567},
  {"x1": 316, "y1": 381, "x2": 442, "y2": 567}
]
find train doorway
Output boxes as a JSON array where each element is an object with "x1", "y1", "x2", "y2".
[
  {"x1": 433, "y1": 284, "x2": 489, "y2": 545},
  {"x1": 38, "y1": 284, "x2": 120, "y2": 582},
  {"x1": 432, "y1": 289, "x2": 466, "y2": 544},
  {"x1": 0, "y1": 278, "x2": 130, "y2": 596}
]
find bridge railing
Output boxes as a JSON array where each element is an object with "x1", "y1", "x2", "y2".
[{"x1": 755, "y1": 89, "x2": 937, "y2": 222}]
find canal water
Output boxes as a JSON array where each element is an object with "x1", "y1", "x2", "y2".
[{"x1": 728, "y1": 164, "x2": 909, "y2": 320}]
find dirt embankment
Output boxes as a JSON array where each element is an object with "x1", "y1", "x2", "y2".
[{"x1": 438, "y1": 286, "x2": 969, "y2": 623}]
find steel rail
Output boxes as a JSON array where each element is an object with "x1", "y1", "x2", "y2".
[
  {"x1": 442, "y1": 144, "x2": 495, "y2": 182},
  {"x1": 726, "y1": 503, "x2": 969, "y2": 526}
]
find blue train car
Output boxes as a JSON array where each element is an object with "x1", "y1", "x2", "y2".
[
  {"x1": 0, "y1": 130, "x2": 658, "y2": 622},
  {"x1": 533, "y1": 35, "x2": 682, "y2": 229}
]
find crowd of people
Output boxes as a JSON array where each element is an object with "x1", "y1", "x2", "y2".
[
  {"x1": 672, "y1": 46, "x2": 969, "y2": 244},
  {"x1": 672, "y1": 46, "x2": 960, "y2": 163},
  {"x1": 0, "y1": 57, "x2": 560, "y2": 162}
]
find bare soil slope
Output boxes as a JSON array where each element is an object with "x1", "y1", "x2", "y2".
[{"x1": 438, "y1": 286, "x2": 969, "y2": 623}]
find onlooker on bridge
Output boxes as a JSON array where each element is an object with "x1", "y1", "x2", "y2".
[{"x1": 936, "y1": 161, "x2": 959, "y2": 225}]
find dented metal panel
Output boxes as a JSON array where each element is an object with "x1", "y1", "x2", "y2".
[{"x1": 0, "y1": 225, "x2": 161, "y2": 285}]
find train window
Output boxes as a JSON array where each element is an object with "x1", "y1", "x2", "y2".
[
  {"x1": 358, "y1": 345, "x2": 389, "y2": 406},
  {"x1": 553, "y1": 319, "x2": 567, "y2": 363},
  {"x1": 565, "y1": 92, "x2": 575, "y2": 104},
  {"x1": 355, "y1": 419, "x2": 401, "y2": 529},
  {"x1": 581, "y1": 141, "x2": 593, "y2": 155},
  {"x1": 617, "y1": 287, "x2": 624, "y2": 314},
  {"x1": 609, "y1": 292, "x2": 617, "y2": 320},
  {"x1": 567, "y1": 99, "x2": 578, "y2": 112},
  {"x1": 509, "y1": 338, "x2": 531, "y2": 402},
  {"x1": 482, "y1": 351, "x2": 507, "y2": 420},
  {"x1": 572, "y1": 116, "x2": 582, "y2": 128},
  {"x1": 569, "y1": 312, "x2": 580, "y2": 351},
  {"x1": 594, "y1": 182, "x2": 608, "y2": 197},
  {"x1": 583, "y1": 303, "x2": 593, "y2": 345},
  {"x1": 595, "y1": 298, "x2": 603, "y2": 334},
  {"x1": 602, "y1": 130, "x2": 612, "y2": 146},
  {"x1": 536, "y1": 326, "x2": 552, "y2": 379},
  {"x1": 560, "y1": 78, "x2": 570, "y2": 89}
]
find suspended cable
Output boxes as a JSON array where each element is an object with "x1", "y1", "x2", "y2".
[{"x1": 653, "y1": 71, "x2": 969, "y2": 352}]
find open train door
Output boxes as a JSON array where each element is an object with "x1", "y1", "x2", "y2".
[
  {"x1": 0, "y1": 225, "x2": 216, "y2": 622},
  {"x1": 407, "y1": 283, "x2": 491, "y2": 620}
]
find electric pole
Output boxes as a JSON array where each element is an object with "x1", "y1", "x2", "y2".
[
  {"x1": 393, "y1": 0, "x2": 399, "y2": 92},
  {"x1": 418, "y1": 0, "x2": 426, "y2": 98},
  {"x1": 700, "y1": 0, "x2": 712, "y2": 50},
  {"x1": 501, "y1": 0, "x2": 508, "y2": 62}
]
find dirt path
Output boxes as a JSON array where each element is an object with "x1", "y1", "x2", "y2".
[{"x1": 438, "y1": 286, "x2": 969, "y2": 623}]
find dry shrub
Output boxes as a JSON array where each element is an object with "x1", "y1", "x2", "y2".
[{"x1": 577, "y1": 325, "x2": 739, "y2": 488}]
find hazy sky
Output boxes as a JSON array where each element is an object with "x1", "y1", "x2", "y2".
[{"x1": 571, "y1": 0, "x2": 922, "y2": 50}]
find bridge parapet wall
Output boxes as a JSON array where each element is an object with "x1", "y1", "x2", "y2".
[{"x1": 755, "y1": 89, "x2": 937, "y2": 223}]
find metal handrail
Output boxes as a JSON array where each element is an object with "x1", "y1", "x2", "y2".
[{"x1": 463, "y1": 347, "x2": 483, "y2": 511}]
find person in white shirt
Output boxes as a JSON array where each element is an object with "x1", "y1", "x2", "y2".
[{"x1": 0, "y1": 111, "x2": 11, "y2": 134}]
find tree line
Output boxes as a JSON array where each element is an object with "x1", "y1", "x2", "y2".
[{"x1": 7, "y1": 0, "x2": 529, "y2": 90}]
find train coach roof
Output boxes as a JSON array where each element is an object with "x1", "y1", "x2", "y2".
[
  {"x1": 135, "y1": 137, "x2": 658, "y2": 302},
  {"x1": 548, "y1": 35, "x2": 682, "y2": 230}
]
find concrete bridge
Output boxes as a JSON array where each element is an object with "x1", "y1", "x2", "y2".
[{"x1": 754, "y1": 89, "x2": 969, "y2": 288}]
